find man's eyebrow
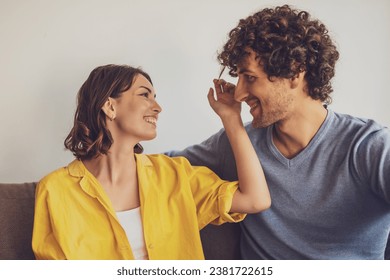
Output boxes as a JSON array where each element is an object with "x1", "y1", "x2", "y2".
[{"x1": 238, "y1": 68, "x2": 256, "y2": 74}]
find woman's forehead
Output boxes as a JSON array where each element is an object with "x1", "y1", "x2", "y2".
[{"x1": 131, "y1": 74, "x2": 155, "y2": 93}]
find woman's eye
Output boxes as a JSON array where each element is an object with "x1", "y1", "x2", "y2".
[{"x1": 140, "y1": 92, "x2": 149, "y2": 98}]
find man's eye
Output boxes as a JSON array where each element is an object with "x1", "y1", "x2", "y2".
[{"x1": 246, "y1": 75, "x2": 256, "y2": 82}]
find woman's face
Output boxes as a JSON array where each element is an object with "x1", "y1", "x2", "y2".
[{"x1": 110, "y1": 74, "x2": 162, "y2": 142}]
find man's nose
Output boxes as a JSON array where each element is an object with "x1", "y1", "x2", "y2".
[{"x1": 234, "y1": 77, "x2": 249, "y2": 102}]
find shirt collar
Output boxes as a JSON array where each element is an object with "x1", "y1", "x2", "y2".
[
  {"x1": 67, "y1": 154, "x2": 153, "y2": 178},
  {"x1": 135, "y1": 153, "x2": 153, "y2": 167},
  {"x1": 67, "y1": 159, "x2": 86, "y2": 178},
  {"x1": 67, "y1": 159, "x2": 114, "y2": 211}
]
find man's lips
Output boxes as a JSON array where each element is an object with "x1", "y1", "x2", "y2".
[{"x1": 247, "y1": 100, "x2": 260, "y2": 114}]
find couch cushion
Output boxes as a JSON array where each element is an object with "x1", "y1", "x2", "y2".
[
  {"x1": 0, "y1": 183, "x2": 36, "y2": 260},
  {"x1": 200, "y1": 223, "x2": 241, "y2": 260}
]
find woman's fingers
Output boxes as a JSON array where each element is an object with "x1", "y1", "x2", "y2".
[
  {"x1": 207, "y1": 87, "x2": 216, "y2": 106},
  {"x1": 213, "y1": 79, "x2": 235, "y2": 96}
]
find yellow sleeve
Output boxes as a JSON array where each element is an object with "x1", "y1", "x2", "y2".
[
  {"x1": 178, "y1": 157, "x2": 246, "y2": 229},
  {"x1": 32, "y1": 180, "x2": 66, "y2": 260}
]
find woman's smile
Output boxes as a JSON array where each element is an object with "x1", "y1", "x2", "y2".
[{"x1": 144, "y1": 116, "x2": 158, "y2": 127}]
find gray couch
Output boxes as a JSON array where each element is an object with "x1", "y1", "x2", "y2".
[{"x1": 0, "y1": 182, "x2": 388, "y2": 260}]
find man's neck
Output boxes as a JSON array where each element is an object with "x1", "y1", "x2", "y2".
[{"x1": 272, "y1": 101, "x2": 328, "y2": 159}]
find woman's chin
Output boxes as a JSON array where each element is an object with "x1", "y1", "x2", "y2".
[{"x1": 142, "y1": 133, "x2": 157, "y2": 141}]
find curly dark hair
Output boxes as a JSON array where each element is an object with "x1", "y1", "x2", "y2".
[
  {"x1": 64, "y1": 64, "x2": 151, "y2": 160},
  {"x1": 218, "y1": 4, "x2": 339, "y2": 104}
]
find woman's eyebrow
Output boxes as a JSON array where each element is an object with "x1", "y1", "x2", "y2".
[{"x1": 139, "y1": 86, "x2": 152, "y2": 92}]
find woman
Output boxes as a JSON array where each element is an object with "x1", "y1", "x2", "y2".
[{"x1": 32, "y1": 64, "x2": 270, "y2": 260}]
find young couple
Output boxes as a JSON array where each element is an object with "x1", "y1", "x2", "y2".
[{"x1": 33, "y1": 5, "x2": 390, "y2": 260}]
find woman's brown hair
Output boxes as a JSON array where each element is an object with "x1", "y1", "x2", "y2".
[{"x1": 64, "y1": 64, "x2": 152, "y2": 160}]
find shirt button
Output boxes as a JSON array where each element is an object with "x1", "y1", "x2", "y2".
[{"x1": 148, "y1": 244, "x2": 154, "y2": 249}]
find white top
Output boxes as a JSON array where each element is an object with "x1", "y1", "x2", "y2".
[{"x1": 116, "y1": 207, "x2": 148, "y2": 260}]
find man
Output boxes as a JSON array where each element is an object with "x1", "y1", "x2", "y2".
[{"x1": 168, "y1": 5, "x2": 390, "y2": 259}]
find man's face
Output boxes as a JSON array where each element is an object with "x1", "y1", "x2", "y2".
[{"x1": 234, "y1": 49, "x2": 295, "y2": 128}]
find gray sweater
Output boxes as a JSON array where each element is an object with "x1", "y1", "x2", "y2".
[{"x1": 167, "y1": 109, "x2": 390, "y2": 259}]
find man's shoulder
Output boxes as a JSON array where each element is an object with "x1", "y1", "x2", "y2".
[
  {"x1": 331, "y1": 110, "x2": 387, "y2": 136},
  {"x1": 333, "y1": 110, "x2": 386, "y2": 130},
  {"x1": 330, "y1": 110, "x2": 390, "y2": 148}
]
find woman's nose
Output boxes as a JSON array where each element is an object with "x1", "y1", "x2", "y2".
[{"x1": 152, "y1": 99, "x2": 162, "y2": 113}]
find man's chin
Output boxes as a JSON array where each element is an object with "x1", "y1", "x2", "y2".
[
  {"x1": 251, "y1": 118, "x2": 272, "y2": 129},
  {"x1": 251, "y1": 121, "x2": 263, "y2": 129}
]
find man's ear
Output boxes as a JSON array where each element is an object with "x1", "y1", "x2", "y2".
[
  {"x1": 290, "y1": 71, "x2": 305, "y2": 89},
  {"x1": 101, "y1": 97, "x2": 116, "y2": 121}
]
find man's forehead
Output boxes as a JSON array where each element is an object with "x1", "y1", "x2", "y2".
[{"x1": 237, "y1": 48, "x2": 260, "y2": 71}]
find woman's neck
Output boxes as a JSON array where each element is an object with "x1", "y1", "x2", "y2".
[
  {"x1": 83, "y1": 152, "x2": 136, "y2": 183},
  {"x1": 82, "y1": 146, "x2": 140, "y2": 211}
]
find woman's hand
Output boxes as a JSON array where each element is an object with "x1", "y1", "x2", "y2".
[
  {"x1": 209, "y1": 79, "x2": 271, "y2": 214},
  {"x1": 207, "y1": 79, "x2": 241, "y2": 121}
]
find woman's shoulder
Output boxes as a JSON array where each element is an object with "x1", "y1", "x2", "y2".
[
  {"x1": 136, "y1": 153, "x2": 191, "y2": 169},
  {"x1": 37, "y1": 160, "x2": 79, "y2": 191},
  {"x1": 139, "y1": 153, "x2": 218, "y2": 180},
  {"x1": 39, "y1": 167, "x2": 67, "y2": 183}
]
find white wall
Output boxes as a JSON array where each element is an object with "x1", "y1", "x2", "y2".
[{"x1": 1, "y1": 0, "x2": 389, "y2": 183}]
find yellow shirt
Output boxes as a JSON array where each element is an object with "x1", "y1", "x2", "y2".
[{"x1": 32, "y1": 154, "x2": 245, "y2": 260}]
